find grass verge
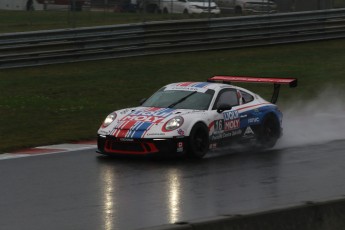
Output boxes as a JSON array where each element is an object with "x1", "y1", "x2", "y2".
[{"x1": 1, "y1": 39, "x2": 345, "y2": 152}]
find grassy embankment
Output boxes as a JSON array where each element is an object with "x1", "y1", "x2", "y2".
[{"x1": 1, "y1": 38, "x2": 345, "y2": 152}]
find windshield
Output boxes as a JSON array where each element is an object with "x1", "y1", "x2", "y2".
[{"x1": 142, "y1": 88, "x2": 215, "y2": 110}]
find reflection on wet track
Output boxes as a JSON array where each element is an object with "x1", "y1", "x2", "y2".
[
  {"x1": 167, "y1": 168, "x2": 182, "y2": 223},
  {"x1": 1, "y1": 139, "x2": 345, "y2": 230},
  {"x1": 100, "y1": 166, "x2": 115, "y2": 230}
]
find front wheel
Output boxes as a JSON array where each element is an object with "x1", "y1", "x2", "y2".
[{"x1": 187, "y1": 123, "x2": 209, "y2": 159}]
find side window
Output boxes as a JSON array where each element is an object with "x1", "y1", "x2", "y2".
[
  {"x1": 213, "y1": 89, "x2": 239, "y2": 109},
  {"x1": 240, "y1": 90, "x2": 254, "y2": 104}
]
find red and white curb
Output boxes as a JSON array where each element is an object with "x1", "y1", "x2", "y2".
[{"x1": 0, "y1": 140, "x2": 97, "y2": 160}]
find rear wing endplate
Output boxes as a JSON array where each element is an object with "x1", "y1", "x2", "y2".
[{"x1": 207, "y1": 76, "x2": 298, "y2": 104}]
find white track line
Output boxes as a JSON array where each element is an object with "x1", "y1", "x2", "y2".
[{"x1": 1, "y1": 143, "x2": 97, "y2": 160}]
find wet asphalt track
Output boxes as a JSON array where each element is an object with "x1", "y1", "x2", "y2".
[{"x1": 1, "y1": 139, "x2": 345, "y2": 230}]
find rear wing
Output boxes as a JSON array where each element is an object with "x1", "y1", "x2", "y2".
[{"x1": 207, "y1": 76, "x2": 298, "y2": 104}]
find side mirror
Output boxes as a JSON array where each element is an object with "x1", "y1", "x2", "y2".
[
  {"x1": 139, "y1": 98, "x2": 147, "y2": 105},
  {"x1": 217, "y1": 103, "x2": 232, "y2": 113}
]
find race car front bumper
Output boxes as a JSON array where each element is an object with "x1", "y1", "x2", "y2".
[{"x1": 97, "y1": 135, "x2": 188, "y2": 156}]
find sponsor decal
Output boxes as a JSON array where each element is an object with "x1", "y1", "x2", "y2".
[
  {"x1": 214, "y1": 119, "x2": 224, "y2": 132},
  {"x1": 232, "y1": 129, "x2": 242, "y2": 136},
  {"x1": 248, "y1": 117, "x2": 260, "y2": 124},
  {"x1": 211, "y1": 133, "x2": 222, "y2": 140},
  {"x1": 177, "y1": 142, "x2": 184, "y2": 152},
  {"x1": 176, "y1": 82, "x2": 210, "y2": 88},
  {"x1": 165, "y1": 82, "x2": 210, "y2": 93},
  {"x1": 243, "y1": 126, "x2": 255, "y2": 137},
  {"x1": 120, "y1": 138, "x2": 134, "y2": 142},
  {"x1": 121, "y1": 107, "x2": 174, "y2": 124},
  {"x1": 210, "y1": 130, "x2": 242, "y2": 141},
  {"x1": 223, "y1": 110, "x2": 239, "y2": 120},
  {"x1": 112, "y1": 108, "x2": 175, "y2": 138},
  {"x1": 146, "y1": 133, "x2": 165, "y2": 136},
  {"x1": 223, "y1": 110, "x2": 240, "y2": 131},
  {"x1": 129, "y1": 107, "x2": 174, "y2": 116},
  {"x1": 222, "y1": 132, "x2": 233, "y2": 138},
  {"x1": 121, "y1": 115, "x2": 164, "y2": 123},
  {"x1": 177, "y1": 129, "x2": 185, "y2": 136}
]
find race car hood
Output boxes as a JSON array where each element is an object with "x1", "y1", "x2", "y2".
[{"x1": 98, "y1": 107, "x2": 197, "y2": 138}]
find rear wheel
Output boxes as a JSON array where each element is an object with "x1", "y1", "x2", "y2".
[
  {"x1": 187, "y1": 123, "x2": 209, "y2": 159},
  {"x1": 256, "y1": 114, "x2": 280, "y2": 148}
]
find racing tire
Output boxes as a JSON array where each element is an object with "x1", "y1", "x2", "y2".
[
  {"x1": 187, "y1": 123, "x2": 209, "y2": 159},
  {"x1": 256, "y1": 114, "x2": 280, "y2": 149}
]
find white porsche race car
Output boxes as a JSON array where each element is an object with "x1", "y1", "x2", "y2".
[{"x1": 97, "y1": 76, "x2": 297, "y2": 158}]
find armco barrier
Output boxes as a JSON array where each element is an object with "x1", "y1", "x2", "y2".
[
  {"x1": 0, "y1": 8, "x2": 345, "y2": 69},
  {"x1": 139, "y1": 198, "x2": 345, "y2": 230}
]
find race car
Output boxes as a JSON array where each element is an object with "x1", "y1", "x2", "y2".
[{"x1": 97, "y1": 76, "x2": 297, "y2": 158}]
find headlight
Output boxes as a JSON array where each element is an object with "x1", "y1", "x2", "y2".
[
  {"x1": 102, "y1": 112, "x2": 117, "y2": 128},
  {"x1": 163, "y1": 116, "x2": 184, "y2": 131}
]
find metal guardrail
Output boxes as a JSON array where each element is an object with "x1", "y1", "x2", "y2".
[{"x1": 1, "y1": 9, "x2": 345, "y2": 69}]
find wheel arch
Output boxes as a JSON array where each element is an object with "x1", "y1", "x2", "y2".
[
  {"x1": 185, "y1": 120, "x2": 209, "y2": 137},
  {"x1": 251, "y1": 110, "x2": 281, "y2": 137},
  {"x1": 186, "y1": 121, "x2": 210, "y2": 159}
]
